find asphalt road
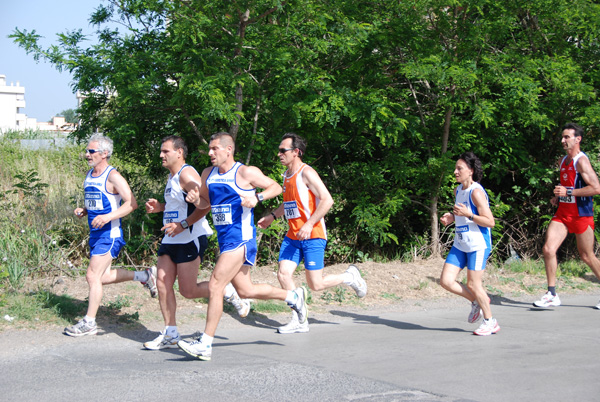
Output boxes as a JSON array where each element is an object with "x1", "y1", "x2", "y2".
[{"x1": 2, "y1": 293, "x2": 599, "y2": 402}]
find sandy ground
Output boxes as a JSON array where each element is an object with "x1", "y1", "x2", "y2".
[{"x1": 9, "y1": 257, "x2": 599, "y2": 333}]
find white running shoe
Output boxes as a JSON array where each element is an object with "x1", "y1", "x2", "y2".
[
  {"x1": 277, "y1": 311, "x2": 309, "y2": 334},
  {"x1": 595, "y1": 300, "x2": 600, "y2": 310},
  {"x1": 142, "y1": 266, "x2": 158, "y2": 298},
  {"x1": 288, "y1": 286, "x2": 308, "y2": 324},
  {"x1": 225, "y1": 290, "x2": 251, "y2": 318},
  {"x1": 346, "y1": 265, "x2": 367, "y2": 298},
  {"x1": 473, "y1": 318, "x2": 500, "y2": 336},
  {"x1": 143, "y1": 332, "x2": 180, "y2": 350},
  {"x1": 64, "y1": 319, "x2": 98, "y2": 337},
  {"x1": 468, "y1": 301, "x2": 482, "y2": 323},
  {"x1": 533, "y1": 291, "x2": 561, "y2": 308},
  {"x1": 178, "y1": 337, "x2": 212, "y2": 361}
]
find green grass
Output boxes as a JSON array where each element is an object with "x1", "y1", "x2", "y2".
[
  {"x1": 249, "y1": 300, "x2": 291, "y2": 314},
  {"x1": 105, "y1": 295, "x2": 133, "y2": 310},
  {"x1": 500, "y1": 258, "x2": 592, "y2": 278},
  {"x1": 0, "y1": 290, "x2": 84, "y2": 329},
  {"x1": 381, "y1": 292, "x2": 402, "y2": 301},
  {"x1": 321, "y1": 286, "x2": 348, "y2": 304}
]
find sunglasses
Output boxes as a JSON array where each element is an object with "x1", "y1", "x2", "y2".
[
  {"x1": 278, "y1": 148, "x2": 295, "y2": 154},
  {"x1": 85, "y1": 149, "x2": 102, "y2": 154}
]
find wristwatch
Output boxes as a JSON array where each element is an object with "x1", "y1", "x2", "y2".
[
  {"x1": 566, "y1": 188, "x2": 573, "y2": 196},
  {"x1": 256, "y1": 193, "x2": 264, "y2": 203},
  {"x1": 180, "y1": 219, "x2": 189, "y2": 229}
]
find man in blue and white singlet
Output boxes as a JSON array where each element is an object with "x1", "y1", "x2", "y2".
[
  {"x1": 143, "y1": 135, "x2": 217, "y2": 350},
  {"x1": 64, "y1": 135, "x2": 155, "y2": 337},
  {"x1": 440, "y1": 152, "x2": 499, "y2": 336},
  {"x1": 177, "y1": 132, "x2": 308, "y2": 361}
]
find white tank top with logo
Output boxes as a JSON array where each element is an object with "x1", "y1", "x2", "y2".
[
  {"x1": 162, "y1": 164, "x2": 213, "y2": 245},
  {"x1": 453, "y1": 182, "x2": 492, "y2": 253}
]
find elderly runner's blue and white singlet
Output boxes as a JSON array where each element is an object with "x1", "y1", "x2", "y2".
[
  {"x1": 162, "y1": 164, "x2": 213, "y2": 245},
  {"x1": 84, "y1": 166, "x2": 122, "y2": 239},
  {"x1": 453, "y1": 182, "x2": 492, "y2": 253},
  {"x1": 206, "y1": 162, "x2": 255, "y2": 247}
]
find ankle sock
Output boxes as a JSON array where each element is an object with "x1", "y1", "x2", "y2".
[
  {"x1": 548, "y1": 286, "x2": 556, "y2": 296},
  {"x1": 285, "y1": 290, "x2": 297, "y2": 304},
  {"x1": 134, "y1": 271, "x2": 150, "y2": 282},
  {"x1": 342, "y1": 272, "x2": 353, "y2": 285},
  {"x1": 201, "y1": 334, "x2": 214, "y2": 346},
  {"x1": 165, "y1": 326, "x2": 178, "y2": 338},
  {"x1": 224, "y1": 283, "x2": 236, "y2": 299}
]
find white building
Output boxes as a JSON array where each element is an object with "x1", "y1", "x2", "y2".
[
  {"x1": 0, "y1": 74, "x2": 27, "y2": 132},
  {"x1": 0, "y1": 73, "x2": 77, "y2": 135}
]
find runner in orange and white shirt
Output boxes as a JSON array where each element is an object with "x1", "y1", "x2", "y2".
[{"x1": 258, "y1": 132, "x2": 367, "y2": 334}]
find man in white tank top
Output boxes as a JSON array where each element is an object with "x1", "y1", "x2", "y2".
[
  {"x1": 143, "y1": 136, "x2": 248, "y2": 350},
  {"x1": 64, "y1": 135, "x2": 155, "y2": 337}
]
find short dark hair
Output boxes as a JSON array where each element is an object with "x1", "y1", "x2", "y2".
[
  {"x1": 562, "y1": 122, "x2": 584, "y2": 138},
  {"x1": 458, "y1": 151, "x2": 483, "y2": 183},
  {"x1": 162, "y1": 135, "x2": 188, "y2": 158},
  {"x1": 281, "y1": 132, "x2": 307, "y2": 158},
  {"x1": 210, "y1": 132, "x2": 235, "y2": 152}
]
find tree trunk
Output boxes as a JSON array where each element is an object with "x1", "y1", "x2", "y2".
[
  {"x1": 228, "y1": 9, "x2": 250, "y2": 141},
  {"x1": 245, "y1": 93, "x2": 262, "y2": 165},
  {"x1": 431, "y1": 105, "x2": 453, "y2": 256}
]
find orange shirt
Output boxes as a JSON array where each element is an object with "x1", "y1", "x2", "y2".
[{"x1": 283, "y1": 163, "x2": 327, "y2": 240}]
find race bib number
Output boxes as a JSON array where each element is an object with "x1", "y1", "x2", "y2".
[
  {"x1": 559, "y1": 196, "x2": 575, "y2": 204},
  {"x1": 85, "y1": 191, "x2": 103, "y2": 211},
  {"x1": 212, "y1": 204, "x2": 233, "y2": 226},
  {"x1": 455, "y1": 225, "x2": 472, "y2": 245},
  {"x1": 163, "y1": 211, "x2": 179, "y2": 225},
  {"x1": 284, "y1": 201, "x2": 301, "y2": 220}
]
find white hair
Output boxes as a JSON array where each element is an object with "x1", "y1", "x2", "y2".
[{"x1": 88, "y1": 134, "x2": 114, "y2": 159}]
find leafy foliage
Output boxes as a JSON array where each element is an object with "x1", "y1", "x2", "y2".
[{"x1": 10, "y1": 0, "x2": 600, "y2": 263}]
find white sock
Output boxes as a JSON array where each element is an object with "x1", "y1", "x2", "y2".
[
  {"x1": 133, "y1": 271, "x2": 149, "y2": 282},
  {"x1": 342, "y1": 272, "x2": 353, "y2": 285},
  {"x1": 201, "y1": 334, "x2": 214, "y2": 346},
  {"x1": 224, "y1": 283, "x2": 236, "y2": 299},
  {"x1": 84, "y1": 315, "x2": 96, "y2": 324},
  {"x1": 165, "y1": 326, "x2": 178, "y2": 337},
  {"x1": 285, "y1": 290, "x2": 298, "y2": 304}
]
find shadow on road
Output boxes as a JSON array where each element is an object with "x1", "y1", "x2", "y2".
[{"x1": 328, "y1": 310, "x2": 467, "y2": 332}]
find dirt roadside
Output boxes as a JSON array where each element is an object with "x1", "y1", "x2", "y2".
[{"x1": 6, "y1": 257, "x2": 600, "y2": 334}]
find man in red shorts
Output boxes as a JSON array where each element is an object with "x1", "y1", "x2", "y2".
[{"x1": 534, "y1": 123, "x2": 600, "y2": 308}]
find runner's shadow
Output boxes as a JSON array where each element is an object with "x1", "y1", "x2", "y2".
[
  {"x1": 329, "y1": 310, "x2": 468, "y2": 332},
  {"x1": 231, "y1": 311, "x2": 336, "y2": 331},
  {"x1": 41, "y1": 291, "x2": 153, "y2": 342},
  {"x1": 161, "y1": 338, "x2": 285, "y2": 361}
]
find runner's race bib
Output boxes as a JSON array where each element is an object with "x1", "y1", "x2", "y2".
[
  {"x1": 212, "y1": 204, "x2": 233, "y2": 226},
  {"x1": 85, "y1": 191, "x2": 104, "y2": 211},
  {"x1": 559, "y1": 188, "x2": 576, "y2": 204},
  {"x1": 455, "y1": 225, "x2": 474, "y2": 247},
  {"x1": 163, "y1": 211, "x2": 179, "y2": 224},
  {"x1": 284, "y1": 201, "x2": 301, "y2": 220}
]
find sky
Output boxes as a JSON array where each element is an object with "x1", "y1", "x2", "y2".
[{"x1": 0, "y1": 1, "x2": 104, "y2": 122}]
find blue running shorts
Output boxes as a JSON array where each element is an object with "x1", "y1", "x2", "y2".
[{"x1": 278, "y1": 236, "x2": 327, "y2": 271}]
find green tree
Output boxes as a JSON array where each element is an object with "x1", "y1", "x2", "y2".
[
  {"x1": 57, "y1": 108, "x2": 78, "y2": 124},
  {"x1": 11, "y1": 0, "x2": 600, "y2": 263}
]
